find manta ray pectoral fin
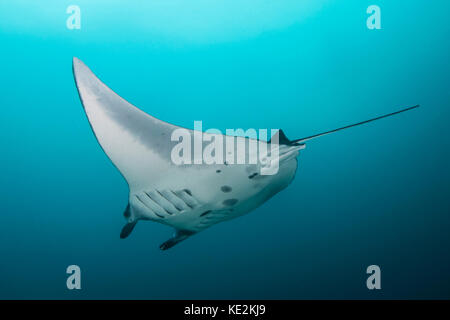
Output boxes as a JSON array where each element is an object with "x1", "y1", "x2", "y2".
[
  {"x1": 120, "y1": 220, "x2": 138, "y2": 239},
  {"x1": 159, "y1": 230, "x2": 195, "y2": 251},
  {"x1": 72, "y1": 57, "x2": 185, "y2": 188}
]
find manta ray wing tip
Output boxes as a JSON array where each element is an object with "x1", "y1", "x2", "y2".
[
  {"x1": 72, "y1": 57, "x2": 81, "y2": 68},
  {"x1": 72, "y1": 57, "x2": 90, "y2": 77},
  {"x1": 72, "y1": 56, "x2": 84, "y2": 64}
]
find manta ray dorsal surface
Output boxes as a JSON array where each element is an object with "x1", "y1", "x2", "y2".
[{"x1": 72, "y1": 57, "x2": 419, "y2": 250}]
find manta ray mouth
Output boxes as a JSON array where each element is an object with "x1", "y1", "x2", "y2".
[{"x1": 278, "y1": 145, "x2": 305, "y2": 163}]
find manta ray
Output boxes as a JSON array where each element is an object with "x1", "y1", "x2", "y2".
[{"x1": 72, "y1": 57, "x2": 419, "y2": 250}]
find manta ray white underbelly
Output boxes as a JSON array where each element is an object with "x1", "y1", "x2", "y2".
[{"x1": 72, "y1": 57, "x2": 419, "y2": 250}]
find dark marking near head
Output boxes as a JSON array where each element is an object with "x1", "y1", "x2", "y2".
[
  {"x1": 248, "y1": 173, "x2": 258, "y2": 179},
  {"x1": 224, "y1": 161, "x2": 228, "y2": 166},
  {"x1": 216, "y1": 170, "x2": 221, "y2": 173},
  {"x1": 183, "y1": 189, "x2": 192, "y2": 196},
  {"x1": 223, "y1": 199, "x2": 238, "y2": 206},
  {"x1": 221, "y1": 186, "x2": 232, "y2": 193},
  {"x1": 200, "y1": 210, "x2": 212, "y2": 217}
]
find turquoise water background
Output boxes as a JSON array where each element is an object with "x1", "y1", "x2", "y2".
[{"x1": 0, "y1": 0, "x2": 449, "y2": 299}]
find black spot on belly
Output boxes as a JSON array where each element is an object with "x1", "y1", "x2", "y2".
[
  {"x1": 221, "y1": 185, "x2": 232, "y2": 193},
  {"x1": 200, "y1": 210, "x2": 212, "y2": 217},
  {"x1": 248, "y1": 173, "x2": 258, "y2": 179},
  {"x1": 216, "y1": 170, "x2": 221, "y2": 173},
  {"x1": 183, "y1": 189, "x2": 192, "y2": 196},
  {"x1": 223, "y1": 199, "x2": 238, "y2": 206}
]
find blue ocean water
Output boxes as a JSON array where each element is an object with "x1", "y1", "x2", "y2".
[{"x1": 0, "y1": 0, "x2": 449, "y2": 299}]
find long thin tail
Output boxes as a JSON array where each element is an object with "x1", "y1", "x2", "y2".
[{"x1": 292, "y1": 105, "x2": 420, "y2": 144}]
